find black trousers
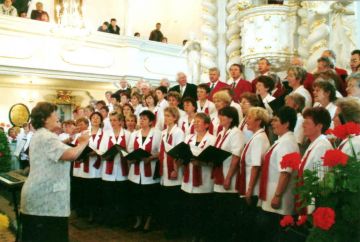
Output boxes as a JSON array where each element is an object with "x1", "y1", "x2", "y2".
[
  {"x1": 101, "y1": 180, "x2": 130, "y2": 225},
  {"x1": 160, "y1": 185, "x2": 184, "y2": 234},
  {"x1": 128, "y1": 182, "x2": 160, "y2": 217},
  {"x1": 21, "y1": 213, "x2": 68, "y2": 242},
  {"x1": 182, "y1": 192, "x2": 213, "y2": 239},
  {"x1": 80, "y1": 178, "x2": 102, "y2": 216},
  {"x1": 208, "y1": 192, "x2": 241, "y2": 242},
  {"x1": 236, "y1": 196, "x2": 261, "y2": 242}
]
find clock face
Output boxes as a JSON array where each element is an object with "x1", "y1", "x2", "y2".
[{"x1": 9, "y1": 103, "x2": 30, "y2": 127}]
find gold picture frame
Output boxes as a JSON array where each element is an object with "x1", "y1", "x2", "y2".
[{"x1": 9, "y1": 103, "x2": 30, "y2": 127}]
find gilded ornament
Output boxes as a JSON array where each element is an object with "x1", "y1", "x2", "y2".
[{"x1": 9, "y1": 103, "x2": 30, "y2": 127}]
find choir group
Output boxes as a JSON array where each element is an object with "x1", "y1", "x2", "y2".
[{"x1": 22, "y1": 51, "x2": 360, "y2": 242}]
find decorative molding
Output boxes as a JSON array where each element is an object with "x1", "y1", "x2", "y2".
[{"x1": 226, "y1": 0, "x2": 242, "y2": 70}]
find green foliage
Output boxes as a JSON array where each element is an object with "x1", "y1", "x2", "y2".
[
  {"x1": 296, "y1": 143, "x2": 360, "y2": 242},
  {"x1": 0, "y1": 131, "x2": 11, "y2": 173}
]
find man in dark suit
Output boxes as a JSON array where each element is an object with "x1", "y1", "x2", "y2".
[
  {"x1": 207, "y1": 67, "x2": 229, "y2": 101},
  {"x1": 169, "y1": 72, "x2": 197, "y2": 109},
  {"x1": 108, "y1": 18, "x2": 120, "y2": 35},
  {"x1": 251, "y1": 58, "x2": 271, "y2": 92},
  {"x1": 149, "y1": 23, "x2": 163, "y2": 42}
]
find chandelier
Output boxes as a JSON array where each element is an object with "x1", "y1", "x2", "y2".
[{"x1": 52, "y1": 0, "x2": 90, "y2": 38}]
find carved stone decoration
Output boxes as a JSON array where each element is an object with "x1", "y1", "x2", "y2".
[
  {"x1": 226, "y1": 0, "x2": 242, "y2": 70},
  {"x1": 238, "y1": 4, "x2": 298, "y2": 71},
  {"x1": 329, "y1": 1, "x2": 356, "y2": 70},
  {"x1": 200, "y1": 0, "x2": 218, "y2": 83},
  {"x1": 301, "y1": 1, "x2": 331, "y2": 71}
]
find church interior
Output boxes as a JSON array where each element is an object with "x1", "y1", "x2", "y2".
[{"x1": 0, "y1": 0, "x2": 360, "y2": 242}]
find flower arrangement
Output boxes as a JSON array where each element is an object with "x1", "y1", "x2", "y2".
[
  {"x1": 0, "y1": 213, "x2": 10, "y2": 229},
  {"x1": 280, "y1": 122, "x2": 360, "y2": 242}
]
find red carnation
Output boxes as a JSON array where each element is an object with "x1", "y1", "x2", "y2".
[
  {"x1": 0, "y1": 152, "x2": 3, "y2": 157},
  {"x1": 322, "y1": 149, "x2": 348, "y2": 167},
  {"x1": 280, "y1": 152, "x2": 302, "y2": 170},
  {"x1": 326, "y1": 122, "x2": 360, "y2": 140},
  {"x1": 296, "y1": 215, "x2": 307, "y2": 226},
  {"x1": 280, "y1": 215, "x2": 294, "y2": 227},
  {"x1": 312, "y1": 207, "x2": 335, "y2": 230}
]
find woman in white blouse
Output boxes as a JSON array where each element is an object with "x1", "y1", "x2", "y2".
[
  {"x1": 298, "y1": 107, "x2": 332, "y2": 214},
  {"x1": 179, "y1": 97, "x2": 197, "y2": 136},
  {"x1": 333, "y1": 98, "x2": 360, "y2": 158},
  {"x1": 181, "y1": 113, "x2": 216, "y2": 241},
  {"x1": 99, "y1": 111, "x2": 131, "y2": 226},
  {"x1": 239, "y1": 92, "x2": 260, "y2": 143},
  {"x1": 209, "y1": 90, "x2": 232, "y2": 137},
  {"x1": 21, "y1": 102, "x2": 90, "y2": 242},
  {"x1": 127, "y1": 110, "x2": 162, "y2": 232},
  {"x1": 256, "y1": 75, "x2": 276, "y2": 116},
  {"x1": 196, "y1": 84, "x2": 216, "y2": 116},
  {"x1": 79, "y1": 112, "x2": 104, "y2": 223},
  {"x1": 257, "y1": 107, "x2": 300, "y2": 242},
  {"x1": 237, "y1": 107, "x2": 270, "y2": 242},
  {"x1": 285, "y1": 93, "x2": 306, "y2": 147},
  {"x1": 313, "y1": 80, "x2": 337, "y2": 128},
  {"x1": 158, "y1": 107, "x2": 185, "y2": 239},
  {"x1": 210, "y1": 106, "x2": 245, "y2": 242}
]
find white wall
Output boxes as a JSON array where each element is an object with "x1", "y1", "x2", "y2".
[{"x1": 81, "y1": 0, "x2": 202, "y2": 44}]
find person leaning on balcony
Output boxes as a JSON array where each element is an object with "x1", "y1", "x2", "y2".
[
  {"x1": 0, "y1": 0, "x2": 18, "y2": 16},
  {"x1": 108, "y1": 18, "x2": 120, "y2": 35},
  {"x1": 31, "y1": 2, "x2": 49, "y2": 22}
]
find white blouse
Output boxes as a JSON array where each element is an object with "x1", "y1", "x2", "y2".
[
  {"x1": 99, "y1": 128, "x2": 131, "y2": 181},
  {"x1": 127, "y1": 128, "x2": 162, "y2": 185},
  {"x1": 181, "y1": 132, "x2": 216, "y2": 194},
  {"x1": 213, "y1": 127, "x2": 245, "y2": 193},
  {"x1": 79, "y1": 128, "x2": 104, "y2": 179},
  {"x1": 259, "y1": 131, "x2": 299, "y2": 215},
  {"x1": 241, "y1": 128, "x2": 270, "y2": 197},
  {"x1": 21, "y1": 128, "x2": 71, "y2": 217},
  {"x1": 197, "y1": 99, "x2": 216, "y2": 116},
  {"x1": 160, "y1": 125, "x2": 185, "y2": 186}
]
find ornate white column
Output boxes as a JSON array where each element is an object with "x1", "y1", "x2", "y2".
[
  {"x1": 200, "y1": 0, "x2": 218, "y2": 83},
  {"x1": 297, "y1": 3, "x2": 310, "y2": 66},
  {"x1": 217, "y1": 0, "x2": 228, "y2": 81},
  {"x1": 301, "y1": 1, "x2": 331, "y2": 71},
  {"x1": 226, "y1": 0, "x2": 242, "y2": 70}
]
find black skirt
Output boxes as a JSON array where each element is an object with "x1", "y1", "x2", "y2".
[{"x1": 21, "y1": 213, "x2": 68, "y2": 242}]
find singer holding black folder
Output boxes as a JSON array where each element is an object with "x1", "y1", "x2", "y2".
[
  {"x1": 158, "y1": 107, "x2": 185, "y2": 239},
  {"x1": 80, "y1": 112, "x2": 104, "y2": 222},
  {"x1": 181, "y1": 113, "x2": 215, "y2": 242},
  {"x1": 209, "y1": 106, "x2": 245, "y2": 242},
  {"x1": 98, "y1": 111, "x2": 131, "y2": 226},
  {"x1": 127, "y1": 110, "x2": 162, "y2": 232},
  {"x1": 20, "y1": 102, "x2": 90, "y2": 242}
]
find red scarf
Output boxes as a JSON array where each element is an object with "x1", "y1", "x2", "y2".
[
  {"x1": 73, "y1": 139, "x2": 81, "y2": 169},
  {"x1": 183, "y1": 135, "x2": 206, "y2": 187},
  {"x1": 93, "y1": 132, "x2": 103, "y2": 170},
  {"x1": 211, "y1": 130, "x2": 231, "y2": 185},
  {"x1": 105, "y1": 134, "x2": 128, "y2": 175},
  {"x1": 181, "y1": 120, "x2": 195, "y2": 135},
  {"x1": 159, "y1": 133, "x2": 174, "y2": 179},
  {"x1": 259, "y1": 143, "x2": 278, "y2": 200},
  {"x1": 133, "y1": 135, "x2": 153, "y2": 177},
  {"x1": 295, "y1": 148, "x2": 313, "y2": 214}
]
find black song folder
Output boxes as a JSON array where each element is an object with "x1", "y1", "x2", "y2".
[
  {"x1": 125, "y1": 148, "x2": 151, "y2": 162},
  {"x1": 167, "y1": 142, "x2": 232, "y2": 166},
  {"x1": 101, "y1": 145, "x2": 128, "y2": 161}
]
